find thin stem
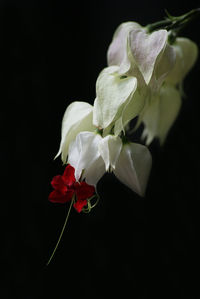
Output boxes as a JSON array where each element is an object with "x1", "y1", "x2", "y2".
[{"x1": 46, "y1": 197, "x2": 74, "y2": 266}]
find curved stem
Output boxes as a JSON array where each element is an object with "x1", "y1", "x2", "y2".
[{"x1": 46, "y1": 197, "x2": 74, "y2": 266}]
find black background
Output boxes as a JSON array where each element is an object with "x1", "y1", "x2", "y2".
[{"x1": 1, "y1": 0, "x2": 200, "y2": 298}]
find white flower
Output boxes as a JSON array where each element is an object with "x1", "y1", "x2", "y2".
[
  {"x1": 93, "y1": 65, "x2": 147, "y2": 134},
  {"x1": 68, "y1": 131, "x2": 106, "y2": 186},
  {"x1": 141, "y1": 38, "x2": 198, "y2": 145},
  {"x1": 98, "y1": 135, "x2": 122, "y2": 171},
  {"x1": 68, "y1": 132, "x2": 152, "y2": 196},
  {"x1": 55, "y1": 101, "x2": 95, "y2": 163},
  {"x1": 113, "y1": 142, "x2": 152, "y2": 196},
  {"x1": 99, "y1": 135, "x2": 152, "y2": 196},
  {"x1": 93, "y1": 66, "x2": 139, "y2": 129},
  {"x1": 107, "y1": 22, "x2": 198, "y2": 145},
  {"x1": 141, "y1": 83, "x2": 181, "y2": 145},
  {"x1": 107, "y1": 22, "x2": 176, "y2": 89},
  {"x1": 165, "y1": 37, "x2": 198, "y2": 85},
  {"x1": 107, "y1": 22, "x2": 142, "y2": 74},
  {"x1": 113, "y1": 88, "x2": 148, "y2": 136}
]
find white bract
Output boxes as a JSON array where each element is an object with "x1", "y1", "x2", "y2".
[
  {"x1": 68, "y1": 132, "x2": 152, "y2": 196},
  {"x1": 141, "y1": 84, "x2": 182, "y2": 145},
  {"x1": 107, "y1": 21, "x2": 176, "y2": 89},
  {"x1": 107, "y1": 22, "x2": 142, "y2": 75},
  {"x1": 114, "y1": 142, "x2": 152, "y2": 196},
  {"x1": 98, "y1": 135, "x2": 122, "y2": 171},
  {"x1": 107, "y1": 21, "x2": 198, "y2": 145},
  {"x1": 93, "y1": 66, "x2": 140, "y2": 130},
  {"x1": 113, "y1": 88, "x2": 148, "y2": 136},
  {"x1": 55, "y1": 101, "x2": 95, "y2": 163},
  {"x1": 165, "y1": 37, "x2": 198, "y2": 85},
  {"x1": 68, "y1": 131, "x2": 106, "y2": 186},
  {"x1": 140, "y1": 37, "x2": 198, "y2": 145}
]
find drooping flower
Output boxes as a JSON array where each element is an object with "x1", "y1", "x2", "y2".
[
  {"x1": 165, "y1": 37, "x2": 198, "y2": 85},
  {"x1": 107, "y1": 21, "x2": 176, "y2": 89},
  {"x1": 140, "y1": 37, "x2": 198, "y2": 145},
  {"x1": 49, "y1": 164, "x2": 95, "y2": 212},
  {"x1": 115, "y1": 142, "x2": 152, "y2": 196},
  {"x1": 68, "y1": 132, "x2": 152, "y2": 196},
  {"x1": 55, "y1": 101, "x2": 95, "y2": 163},
  {"x1": 93, "y1": 65, "x2": 146, "y2": 133},
  {"x1": 107, "y1": 20, "x2": 198, "y2": 145},
  {"x1": 68, "y1": 131, "x2": 106, "y2": 186},
  {"x1": 106, "y1": 22, "x2": 142, "y2": 72},
  {"x1": 99, "y1": 135, "x2": 152, "y2": 196},
  {"x1": 141, "y1": 83, "x2": 182, "y2": 145}
]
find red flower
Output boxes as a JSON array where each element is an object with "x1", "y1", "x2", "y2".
[{"x1": 48, "y1": 164, "x2": 95, "y2": 212}]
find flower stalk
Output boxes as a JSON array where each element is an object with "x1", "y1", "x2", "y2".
[
  {"x1": 46, "y1": 196, "x2": 74, "y2": 266},
  {"x1": 147, "y1": 8, "x2": 200, "y2": 39}
]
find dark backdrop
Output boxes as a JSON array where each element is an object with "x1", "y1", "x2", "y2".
[{"x1": 1, "y1": 0, "x2": 200, "y2": 298}]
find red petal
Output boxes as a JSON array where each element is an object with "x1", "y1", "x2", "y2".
[
  {"x1": 51, "y1": 175, "x2": 67, "y2": 194},
  {"x1": 62, "y1": 164, "x2": 76, "y2": 186},
  {"x1": 48, "y1": 190, "x2": 74, "y2": 203},
  {"x1": 73, "y1": 199, "x2": 88, "y2": 213},
  {"x1": 75, "y1": 181, "x2": 95, "y2": 201}
]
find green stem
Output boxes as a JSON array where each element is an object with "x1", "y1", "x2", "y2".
[
  {"x1": 146, "y1": 19, "x2": 171, "y2": 33},
  {"x1": 166, "y1": 8, "x2": 200, "y2": 31},
  {"x1": 147, "y1": 8, "x2": 200, "y2": 33},
  {"x1": 46, "y1": 197, "x2": 74, "y2": 266}
]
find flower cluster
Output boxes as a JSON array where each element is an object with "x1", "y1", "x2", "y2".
[{"x1": 49, "y1": 11, "x2": 198, "y2": 212}]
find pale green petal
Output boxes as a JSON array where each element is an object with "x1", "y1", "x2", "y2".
[
  {"x1": 99, "y1": 135, "x2": 122, "y2": 171},
  {"x1": 56, "y1": 101, "x2": 95, "y2": 163},
  {"x1": 93, "y1": 66, "x2": 137, "y2": 128},
  {"x1": 68, "y1": 131, "x2": 105, "y2": 185},
  {"x1": 129, "y1": 29, "x2": 168, "y2": 84},
  {"x1": 107, "y1": 22, "x2": 142, "y2": 68},
  {"x1": 166, "y1": 37, "x2": 198, "y2": 85},
  {"x1": 142, "y1": 84, "x2": 181, "y2": 145},
  {"x1": 114, "y1": 143, "x2": 152, "y2": 196}
]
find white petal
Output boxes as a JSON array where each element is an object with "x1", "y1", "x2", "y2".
[
  {"x1": 93, "y1": 66, "x2": 137, "y2": 128},
  {"x1": 129, "y1": 29, "x2": 168, "y2": 84},
  {"x1": 68, "y1": 131, "x2": 105, "y2": 185},
  {"x1": 56, "y1": 101, "x2": 95, "y2": 163},
  {"x1": 166, "y1": 37, "x2": 198, "y2": 85},
  {"x1": 114, "y1": 143, "x2": 152, "y2": 196},
  {"x1": 99, "y1": 135, "x2": 122, "y2": 171}
]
